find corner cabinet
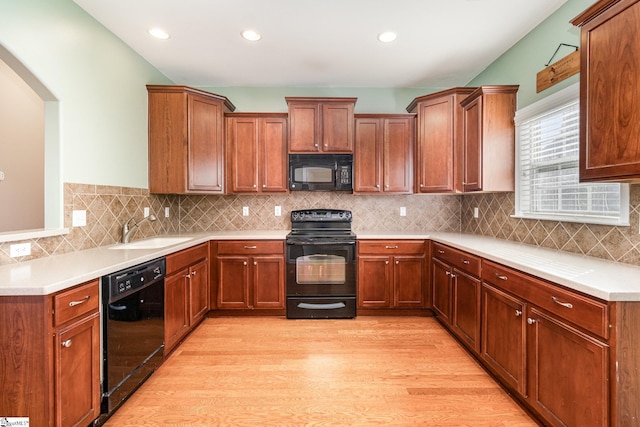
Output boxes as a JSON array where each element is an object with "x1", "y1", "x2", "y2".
[
  {"x1": 226, "y1": 113, "x2": 288, "y2": 193},
  {"x1": 460, "y1": 85, "x2": 518, "y2": 192},
  {"x1": 286, "y1": 97, "x2": 356, "y2": 153},
  {"x1": 147, "y1": 85, "x2": 235, "y2": 194},
  {"x1": 407, "y1": 88, "x2": 476, "y2": 193},
  {"x1": 357, "y1": 240, "x2": 427, "y2": 310},
  {"x1": 0, "y1": 279, "x2": 101, "y2": 427},
  {"x1": 354, "y1": 114, "x2": 415, "y2": 194},
  {"x1": 164, "y1": 243, "x2": 210, "y2": 354},
  {"x1": 215, "y1": 240, "x2": 285, "y2": 312},
  {"x1": 572, "y1": 0, "x2": 640, "y2": 182}
]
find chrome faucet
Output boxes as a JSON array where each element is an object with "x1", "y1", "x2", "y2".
[{"x1": 121, "y1": 214, "x2": 157, "y2": 243}]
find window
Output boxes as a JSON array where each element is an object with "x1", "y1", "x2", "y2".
[{"x1": 515, "y1": 83, "x2": 629, "y2": 226}]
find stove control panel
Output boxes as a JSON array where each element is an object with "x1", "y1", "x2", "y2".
[{"x1": 291, "y1": 209, "x2": 352, "y2": 222}]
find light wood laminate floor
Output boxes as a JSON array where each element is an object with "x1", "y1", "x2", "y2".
[{"x1": 104, "y1": 316, "x2": 538, "y2": 426}]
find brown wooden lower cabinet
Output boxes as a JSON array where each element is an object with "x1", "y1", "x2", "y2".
[
  {"x1": 357, "y1": 240, "x2": 426, "y2": 309},
  {"x1": 481, "y1": 259, "x2": 610, "y2": 427},
  {"x1": 0, "y1": 278, "x2": 101, "y2": 427},
  {"x1": 165, "y1": 243, "x2": 209, "y2": 354},
  {"x1": 215, "y1": 240, "x2": 285, "y2": 310}
]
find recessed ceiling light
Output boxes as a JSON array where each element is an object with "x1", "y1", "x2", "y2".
[
  {"x1": 148, "y1": 28, "x2": 170, "y2": 40},
  {"x1": 241, "y1": 29, "x2": 262, "y2": 41},
  {"x1": 378, "y1": 31, "x2": 397, "y2": 43}
]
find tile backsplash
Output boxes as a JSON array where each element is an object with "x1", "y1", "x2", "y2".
[{"x1": 2, "y1": 182, "x2": 640, "y2": 268}]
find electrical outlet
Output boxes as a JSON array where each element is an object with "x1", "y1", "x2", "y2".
[
  {"x1": 0, "y1": 170, "x2": 5, "y2": 181},
  {"x1": 274, "y1": 206, "x2": 282, "y2": 217},
  {"x1": 72, "y1": 210, "x2": 86, "y2": 227},
  {"x1": 473, "y1": 207, "x2": 479, "y2": 219},
  {"x1": 10, "y1": 243, "x2": 31, "y2": 258},
  {"x1": 400, "y1": 207, "x2": 406, "y2": 217},
  {"x1": 242, "y1": 206, "x2": 249, "y2": 216},
  {"x1": 165, "y1": 207, "x2": 170, "y2": 218},
  {"x1": 144, "y1": 207, "x2": 150, "y2": 217}
]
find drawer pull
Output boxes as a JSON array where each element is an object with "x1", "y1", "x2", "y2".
[
  {"x1": 191, "y1": 271, "x2": 196, "y2": 276},
  {"x1": 438, "y1": 249, "x2": 445, "y2": 254},
  {"x1": 244, "y1": 245, "x2": 257, "y2": 249},
  {"x1": 385, "y1": 245, "x2": 398, "y2": 249},
  {"x1": 243, "y1": 261, "x2": 248, "y2": 266},
  {"x1": 68, "y1": 296, "x2": 90, "y2": 307},
  {"x1": 62, "y1": 339, "x2": 72, "y2": 348},
  {"x1": 462, "y1": 259, "x2": 470, "y2": 265},
  {"x1": 527, "y1": 318, "x2": 536, "y2": 325},
  {"x1": 515, "y1": 310, "x2": 522, "y2": 317},
  {"x1": 495, "y1": 273, "x2": 508, "y2": 281},
  {"x1": 445, "y1": 271, "x2": 450, "y2": 276},
  {"x1": 551, "y1": 296, "x2": 573, "y2": 309}
]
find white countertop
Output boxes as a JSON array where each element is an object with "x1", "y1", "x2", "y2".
[{"x1": 2, "y1": 230, "x2": 640, "y2": 302}]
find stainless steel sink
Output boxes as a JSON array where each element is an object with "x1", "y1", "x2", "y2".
[{"x1": 108, "y1": 236, "x2": 193, "y2": 250}]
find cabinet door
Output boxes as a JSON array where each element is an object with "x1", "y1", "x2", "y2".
[
  {"x1": 451, "y1": 269, "x2": 481, "y2": 353},
  {"x1": 462, "y1": 96, "x2": 482, "y2": 192},
  {"x1": 55, "y1": 313, "x2": 100, "y2": 427},
  {"x1": 188, "y1": 259, "x2": 209, "y2": 325},
  {"x1": 165, "y1": 270, "x2": 189, "y2": 352},
  {"x1": 393, "y1": 255, "x2": 424, "y2": 307},
  {"x1": 527, "y1": 307, "x2": 609, "y2": 427},
  {"x1": 260, "y1": 117, "x2": 288, "y2": 192},
  {"x1": 217, "y1": 256, "x2": 250, "y2": 309},
  {"x1": 431, "y1": 258, "x2": 452, "y2": 323},
  {"x1": 288, "y1": 103, "x2": 320, "y2": 152},
  {"x1": 227, "y1": 117, "x2": 259, "y2": 192},
  {"x1": 418, "y1": 97, "x2": 455, "y2": 192},
  {"x1": 577, "y1": 1, "x2": 640, "y2": 181},
  {"x1": 253, "y1": 255, "x2": 285, "y2": 308},
  {"x1": 357, "y1": 256, "x2": 391, "y2": 308},
  {"x1": 481, "y1": 283, "x2": 527, "y2": 396},
  {"x1": 383, "y1": 117, "x2": 413, "y2": 193},
  {"x1": 354, "y1": 118, "x2": 382, "y2": 192},
  {"x1": 188, "y1": 94, "x2": 225, "y2": 192},
  {"x1": 322, "y1": 102, "x2": 354, "y2": 152}
]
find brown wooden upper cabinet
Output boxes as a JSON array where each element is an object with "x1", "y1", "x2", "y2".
[
  {"x1": 354, "y1": 114, "x2": 415, "y2": 194},
  {"x1": 407, "y1": 88, "x2": 476, "y2": 193},
  {"x1": 460, "y1": 85, "x2": 518, "y2": 192},
  {"x1": 286, "y1": 97, "x2": 356, "y2": 153},
  {"x1": 226, "y1": 113, "x2": 288, "y2": 193},
  {"x1": 572, "y1": 0, "x2": 640, "y2": 182},
  {"x1": 147, "y1": 85, "x2": 235, "y2": 194}
]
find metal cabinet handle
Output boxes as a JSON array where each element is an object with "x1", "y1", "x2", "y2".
[
  {"x1": 438, "y1": 250, "x2": 445, "y2": 254},
  {"x1": 253, "y1": 184, "x2": 257, "y2": 188},
  {"x1": 254, "y1": 261, "x2": 257, "y2": 266},
  {"x1": 68, "y1": 296, "x2": 90, "y2": 307},
  {"x1": 395, "y1": 260, "x2": 399, "y2": 265},
  {"x1": 191, "y1": 271, "x2": 196, "y2": 276},
  {"x1": 551, "y1": 296, "x2": 573, "y2": 309},
  {"x1": 385, "y1": 260, "x2": 389, "y2": 265},
  {"x1": 420, "y1": 184, "x2": 424, "y2": 188},
  {"x1": 495, "y1": 273, "x2": 508, "y2": 281},
  {"x1": 445, "y1": 271, "x2": 450, "y2": 276},
  {"x1": 450, "y1": 274, "x2": 456, "y2": 279},
  {"x1": 515, "y1": 310, "x2": 522, "y2": 317},
  {"x1": 262, "y1": 184, "x2": 266, "y2": 188},
  {"x1": 62, "y1": 339, "x2": 72, "y2": 348},
  {"x1": 385, "y1": 184, "x2": 389, "y2": 188},
  {"x1": 376, "y1": 184, "x2": 380, "y2": 188},
  {"x1": 243, "y1": 261, "x2": 247, "y2": 266},
  {"x1": 385, "y1": 245, "x2": 398, "y2": 249},
  {"x1": 527, "y1": 318, "x2": 536, "y2": 325},
  {"x1": 462, "y1": 259, "x2": 470, "y2": 265},
  {"x1": 185, "y1": 274, "x2": 191, "y2": 279},
  {"x1": 244, "y1": 245, "x2": 257, "y2": 249}
]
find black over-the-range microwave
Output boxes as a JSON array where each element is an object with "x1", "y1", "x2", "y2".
[{"x1": 289, "y1": 153, "x2": 353, "y2": 191}]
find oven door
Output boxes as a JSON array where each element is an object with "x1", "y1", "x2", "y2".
[{"x1": 286, "y1": 241, "x2": 356, "y2": 297}]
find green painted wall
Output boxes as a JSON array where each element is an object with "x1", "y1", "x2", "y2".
[{"x1": 468, "y1": 0, "x2": 593, "y2": 109}]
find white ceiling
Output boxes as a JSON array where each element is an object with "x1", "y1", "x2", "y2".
[{"x1": 73, "y1": 0, "x2": 568, "y2": 88}]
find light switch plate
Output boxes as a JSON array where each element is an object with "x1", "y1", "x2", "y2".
[
  {"x1": 473, "y1": 207, "x2": 479, "y2": 218},
  {"x1": 72, "y1": 210, "x2": 86, "y2": 227},
  {"x1": 275, "y1": 206, "x2": 282, "y2": 217},
  {"x1": 165, "y1": 207, "x2": 170, "y2": 218},
  {"x1": 144, "y1": 207, "x2": 150, "y2": 218},
  {"x1": 400, "y1": 207, "x2": 406, "y2": 217},
  {"x1": 242, "y1": 206, "x2": 249, "y2": 216}
]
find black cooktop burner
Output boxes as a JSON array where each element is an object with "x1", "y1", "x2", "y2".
[{"x1": 287, "y1": 209, "x2": 355, "y2": 243}]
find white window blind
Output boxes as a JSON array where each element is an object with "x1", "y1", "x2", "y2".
[{"x1": 515, "y1": 83, "x2": 628, "y2": 226}]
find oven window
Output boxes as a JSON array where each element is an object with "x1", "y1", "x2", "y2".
[
  {"x1": 294, "y1": 166, "x2": 333, "y2": 183},
  {"x1": 296, "y1": 254, "x2": 345, "y2": 284}
]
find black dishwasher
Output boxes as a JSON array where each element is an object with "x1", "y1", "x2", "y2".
[{"x1": 97, "y1": 257, "x2": 165, "y2": 425}]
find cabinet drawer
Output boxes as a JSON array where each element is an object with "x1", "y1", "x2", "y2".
[
  {"x1": 482, "y1": 260, "x2": 609, "y2": 339},
  {"x1": 166, "y1": 243, "x2": 209, "y2": 274},
  {"x1": 432, "y1": 242, "x2": 481, "y2": 276},
  {"x1": 357, "y1": 240, "x2": 425, "y2": 255},
  {"x1": 53, "y1": 279, "x2": 100, "y2": 326},
  {"x1": 217, "y1": 240, "x2": 284, "y2": 255}
]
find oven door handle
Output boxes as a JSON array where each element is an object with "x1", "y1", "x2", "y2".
[
  {"x1": 297, "y1": 302, "x2": 347, "y2": 310},
  {"x1": 287, "y1": 240, "x2": 356, "y2": 246}
]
